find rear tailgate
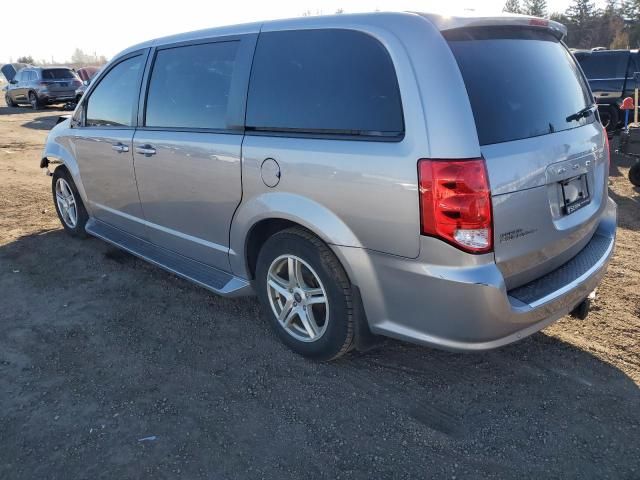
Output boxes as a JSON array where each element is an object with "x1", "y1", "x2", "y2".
[
  {"x1": 41, "y1": 68, "x2": 80, "y2": 97},
  {"x1": 444, "y1": 26, "x2": 609, "y2": 289}
]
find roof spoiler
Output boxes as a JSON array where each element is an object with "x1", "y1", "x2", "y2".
[{"x1": 417, "y1": 13, "x2": 567, "y2": 41}]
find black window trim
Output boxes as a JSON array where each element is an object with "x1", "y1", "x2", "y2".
[
  {"x1": 78, "y1": 48, "x2": 150, "y2": 130},
  {"x1": 137, "y1": 33, "x2": 257, "y2": 135},
  {"x1": 244, "y1": 28, "x2": 406, "y2": 143}
]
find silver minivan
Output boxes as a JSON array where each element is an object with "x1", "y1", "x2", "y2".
[{"x1": 42, "y1": 12, "x2": 617, "y2": 360}]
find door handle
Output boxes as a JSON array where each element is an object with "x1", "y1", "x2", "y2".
[
  {"x1": 111, "y1": 143, "x2": 129, "y2": 153},
  {"x1": 135, "y1": 144, "x2": 156, "y2": 156}
]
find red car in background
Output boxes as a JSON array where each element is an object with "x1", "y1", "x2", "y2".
[{"x1": 74, "y1": 66, "x2": 101, "y2": 102}]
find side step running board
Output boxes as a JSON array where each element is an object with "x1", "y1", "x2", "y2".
[{"x1": 86, "y1": 219, "x2": 252, "y2": 297}]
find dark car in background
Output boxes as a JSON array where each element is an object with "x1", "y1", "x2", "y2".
[
  {"x1": 574, "y1": 49, "x2": 640, "y2": 131},
  {"x1": 3, "y1": 66, "x2": 81, "y2": 109}
]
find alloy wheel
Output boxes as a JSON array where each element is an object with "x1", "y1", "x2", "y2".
[
  {"x1": 266, "y1": 254, "x2": 329, "y2": 342},
  {"x1": 55, "y1": 178, "x2": 78, "y2": 228}
]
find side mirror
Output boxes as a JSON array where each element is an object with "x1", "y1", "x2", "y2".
[
  {"x1": 9, "y1": 80, "x2": 17, "y2": 85},
  {"x1": 83, "y1": 80, "x2": 90, "y2": 86}
]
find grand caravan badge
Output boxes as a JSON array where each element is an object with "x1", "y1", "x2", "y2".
[{"x1": 499, "y1": 228, "x2": 538, "y2": 243}]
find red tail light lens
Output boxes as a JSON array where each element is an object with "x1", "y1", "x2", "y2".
[
  {"x1": 603, "y1": 128, "x2": 610, "y2": 173},
  {"x1": 418, "y1": 158, "x2": 493, "y2": 253}
]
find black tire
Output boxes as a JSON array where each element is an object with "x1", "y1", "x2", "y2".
[
  {"x1": 28, "y1": 91, "x2": 40, "y2": 110},
  {"x1": 600, "y1": 104, "x2": 619, "y2": 133},
  {"x1": 630, "y1": 162, "x2": 640, "y2": 187},
  {"x1": 4, "y1": 94, "x2": 17, "y2": 108},
  {"x1": 255, "y1": 227, "x2": 354, "y2": 361},
  {"x1": 52, "y1": 166, "x2": 89, "y2": 237}
]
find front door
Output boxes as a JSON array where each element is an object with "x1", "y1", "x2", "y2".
[
  {"x1": 71, "y1": 52, "x2": 148, "y2": 237},
  {"x1": 133, "y1": 38, "x2": 252, "y2": 271}
]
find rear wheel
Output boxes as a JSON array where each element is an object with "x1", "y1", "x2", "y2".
[
  {"x1": 28, "y1": 91, "x2": 40, "y2": 110},
  {"x1": 629, "y1": 161, "x2": 640, "y2": 187},
  {"x1": 255, "y1": 227, "x2": 354, "y2": 361},
  {"x1": 52, "y1": 167, "x2": 88, "y2": 237}
]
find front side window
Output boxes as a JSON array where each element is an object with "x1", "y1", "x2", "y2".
[
  {"x1": 86, "y1": 55, "x2": 144, "y2": 127},
  {"x1": 145, "y1": 41, "x2": 239, "y2": 130},
  {"x1": 246, "y1": 29, "x2": 404, "y2": 138}
]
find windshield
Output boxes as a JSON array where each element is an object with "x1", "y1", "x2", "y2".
[
  {"x1": 445, "y1": 27, "x2": 594, "y2": 146},
  {"x1": 42, "y1": 68, "x2": 76, "y2": 80}
]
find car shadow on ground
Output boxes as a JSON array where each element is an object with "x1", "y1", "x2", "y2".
[
  {"x1": 0, "y1": 104, "x2": 67, "y2": 116},
  {"x1": 20, "y1": 115, "x2": 64, "y2": 131},
  {"x1": 0, "y1": 229, "x2": 638, "y2": 478}
]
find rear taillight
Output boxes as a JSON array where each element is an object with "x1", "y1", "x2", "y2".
[
  {"x1": 418, "y1": 158, "x2": 493, "y2": 253},
  {"x1": 604, "y1": 129, "x2": 610, "y2": 174}
]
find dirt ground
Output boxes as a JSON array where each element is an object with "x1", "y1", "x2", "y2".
[{"x1": 0, "y1": 100, "x2": 638, "y2": 480}]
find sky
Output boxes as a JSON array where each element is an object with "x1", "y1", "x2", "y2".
[{"x1": 0, "y1": 0, "x2": 606, "y2": 64}]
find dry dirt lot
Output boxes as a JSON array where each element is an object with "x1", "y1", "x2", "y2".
[{"x1": 0, "y1": 100, "x2": 638, "y2": 479}]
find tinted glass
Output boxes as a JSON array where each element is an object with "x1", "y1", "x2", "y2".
[
  {"x1": 575, "y1": 51, "x2": 630, "y2": 79},
  {"x1": 246, "y1": 29, "x2": 403, "y2": 137},
  {"x1": 86, "y1": 56, "x2": 143, "y2": 127},
  {"x1": 42, "y1": 68, "x2": 76, "y2": 80},
  {"x1": 145, "y1": 41, "x2": 238, "y2": 129},
  {"x1": 446, "y1": 28, "x2": 594, "y2": 146}
]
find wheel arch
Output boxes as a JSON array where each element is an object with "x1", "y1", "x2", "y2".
[
  {"x1": 230, "y1": 192, "x2": 363, "y2": 282},
  {"x1": 41, "y1": 140, "x2": 91, "y2": 210}
]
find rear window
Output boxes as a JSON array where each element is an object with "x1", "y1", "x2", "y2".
[
  {"x1": 575, "y1": 51, "x2": 630, "y2": 79},
  {"x1": 42, "y1": 68, "x2": 76, "y2": 80},
  {"x1": 246, "y1": 29, "x2": 404, "y2": 139},
  {"x1": 445, "y1": 28, "x2": 594, "y2": 146}
]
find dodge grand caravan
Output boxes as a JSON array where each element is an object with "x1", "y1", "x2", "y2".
[{"x1": 42, "y1": 12, "x2": 617, "y2": 360}]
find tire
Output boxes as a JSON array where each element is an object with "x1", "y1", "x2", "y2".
[
  {"x1": 28, "y1": 91, "x2": 40, "y2": 110},
  {"x1": 630, "y1": 162, "x2": 640, "y2": 187},
  {"x1": 52, "y1": 167, "x2": 88, "y2": 237},
  {"x1": 599, "y1": 104, "x2": 619, "y2": 133},
  {"x1": 5, "y1": 94, "x2": 17, "y2": 108},
  {"x1": 255, "y1": 227, "x2": 354, "y2": 361}
]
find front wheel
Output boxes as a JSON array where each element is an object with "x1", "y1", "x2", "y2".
[
  {"x1": 630, "y1": 162, "x2": 640, "y2": 187},
  {"x1": 52, "y1": 167, "x2": 88, "y2": 237},
  {"x1": 5, "y1": 94, "x2": 17, "y2": 107},
  {"x1": 255, "y1": 228, "x2": 355, "y2": 361}
]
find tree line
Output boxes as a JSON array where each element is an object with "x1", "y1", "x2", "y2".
[
  {"x1": 504, "y1": 0, "x2": 640, "y2": 49},
  {"x1": 14, "y1": 48, "x2": 108, "y2": 67}
]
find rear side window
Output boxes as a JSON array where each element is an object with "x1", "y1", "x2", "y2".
[
  {"x1": 246, "y1": 29, "x2": 404, "y2": 139},
  {"x1": 86, "y1": 55, "x2": 144, "y2": 127},
  {"x1": 42, "y1": 68, "x2": 75, "y2": 80},
  {"x1": 575, "y1": 52, "x2": 629, "y2": 79},
  {"x1": 145, "y1": 41, "x2": 239, "y2": 130},
  {"x1": 446, "y1": 28, "x2": 594, "y2": 146}
]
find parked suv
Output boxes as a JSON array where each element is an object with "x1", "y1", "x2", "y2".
[
  {"x1": 4, "y1": 67, "x2": 81, "y2": 109},
  {"x1": 573, "y1": 49, "x2": 640, "y2": 131},
  {"x1": 42, "y1": 12, "x2": 616, "y2": 360}
]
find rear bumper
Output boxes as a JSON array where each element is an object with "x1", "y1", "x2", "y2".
[
  {"x1": 38, "y1": 92, "x2": 76, "y2": 103},
  {"x1": 336, "y1": 197, "x2": 617, "y2": 352}
]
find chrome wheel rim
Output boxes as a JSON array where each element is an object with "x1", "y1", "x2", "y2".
[
  {"x1": 267, "y1": 255, "x2": 329, "y2": 343},
  {"x1": 55, "y1": 178, "x2": 77, "y2": 228}
]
